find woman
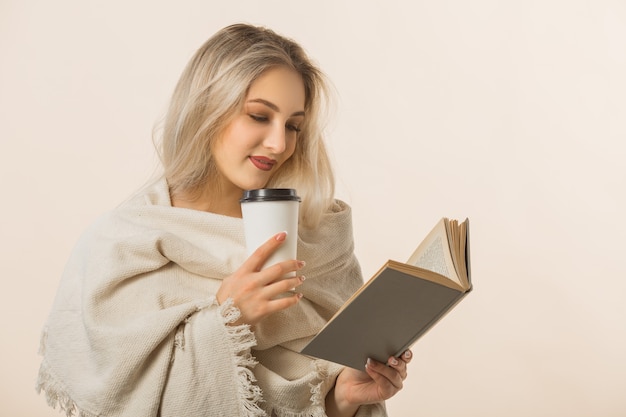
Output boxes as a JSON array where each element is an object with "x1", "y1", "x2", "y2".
[{"x1": 37, "y1": 23, "x2": 411, "y2": 417}]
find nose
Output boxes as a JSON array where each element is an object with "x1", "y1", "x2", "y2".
[{"x1": 263, "y1": 124, "x2": 287, "y2": 154}]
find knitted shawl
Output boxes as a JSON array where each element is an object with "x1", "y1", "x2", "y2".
[{"x1": 36, "y1": 179, "x2": 386, "y2": 417}]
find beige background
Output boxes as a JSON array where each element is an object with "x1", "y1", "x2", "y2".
[{"x1": 2, "y1": 0, "x2": 625, "y2": 416}]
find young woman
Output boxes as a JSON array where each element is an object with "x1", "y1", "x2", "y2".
[{"x1": 37, "y1": 23, "x2": 411, "y2": 417}]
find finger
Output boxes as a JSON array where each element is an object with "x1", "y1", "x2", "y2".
[
  {"x1": 245, "y1": 232, "x2": 288, "y2": 271},
  {"x1": 265, "y1": 291, "x2": 303, "y2": 314},
  {"x1": 387, "y1": 356, "x2": 408, "y2": 380},
  {"x1": 257, "y1": 259, "x2": 306, "y2": 286},
  {"x1": 366, "y1": 358, "x2": 403, "y2": 391},
  {"x1": 260, "y1": 273, "x2": 306, "y2": 299}
]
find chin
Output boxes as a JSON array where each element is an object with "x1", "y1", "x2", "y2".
[
  {"x1": 239, "y1": 180, "x2": 270, "y2": 191},
  {"x1": 233, "y1": 169, "x2": 273, "y2": 191}
]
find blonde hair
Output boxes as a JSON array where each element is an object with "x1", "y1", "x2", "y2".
[{"x1": 155, "y1": 23, "x2": 336, "y2": 229}]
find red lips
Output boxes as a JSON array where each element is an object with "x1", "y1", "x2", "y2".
[{"x1": 249, "y1": 156, "x2": 276, "y2": 171}]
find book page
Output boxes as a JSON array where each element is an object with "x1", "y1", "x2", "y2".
[
  {"x1": 446, "y1": 219, "x2": 459, "y2": 278},
  {"x1": 406, "y1": 218, "x2": 461, "y2": 285},
  {"x1": 456, "y1": 220, "x2": 469, "y2": 288}
]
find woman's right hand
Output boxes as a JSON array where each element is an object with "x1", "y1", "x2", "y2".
[{"x1": 216, "y1": 231, "x2": 306, "y2": 327}]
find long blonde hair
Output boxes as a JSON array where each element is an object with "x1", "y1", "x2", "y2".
[{"x1": 155, "y1": 23, "x2": 336, "y2": 229}]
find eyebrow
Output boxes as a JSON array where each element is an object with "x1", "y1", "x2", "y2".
[{"x1": 247, "y1": 98, "x2": 305, "y2": 117}]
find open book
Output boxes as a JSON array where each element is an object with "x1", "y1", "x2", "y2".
[{"x1": 300, "y1": 217, "x2": 472, "y2": 370}]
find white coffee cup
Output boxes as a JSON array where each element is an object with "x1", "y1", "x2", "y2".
[{"x1": 240, "y1": 188, "x2": 301, "y2": 277}]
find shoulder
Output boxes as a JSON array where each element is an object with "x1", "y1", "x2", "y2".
[
  {"x1": 73, "y1": 178, "x2": 178, "y2": 250},
  {"x1": 327, "y1": 199, "x2": 351, "y2": 215},
  {"x1": 312, "y1": 199, "x2": 353, "y2": 234},
  {"x1": 299, "y1": 198, "x2": 354, "y2": 247}
]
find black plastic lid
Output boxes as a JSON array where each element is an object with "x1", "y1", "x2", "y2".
[{"x1": 240, "y1": 188, "x2": 301, "y2": 203}]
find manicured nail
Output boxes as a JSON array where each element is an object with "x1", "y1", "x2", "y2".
[
  {"x1": 404, "y1": 350, "x2": 412, "y2": 359},
  {"x1": 296, "y1": 293, "x2": 303, "y2": 299},
  {"x1": 299, "y1": 275, "x2": 306, "y2": 282},
  {"x1": 275, "y1": 231, "x2": 287, "y2": 241},
  {"x1": 389, "y1": 357, "x2": 399, "y2": 366},
  {"x1": 297, "y1": 260, "x2": 306, "y2": 268},
  {"x1": 366, "y1": 358, "x2": 372, "y2": 368}
]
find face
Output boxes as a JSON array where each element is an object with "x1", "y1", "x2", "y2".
[{"x1": 212, "y1": 66, "x2": 306, "y2": 197}]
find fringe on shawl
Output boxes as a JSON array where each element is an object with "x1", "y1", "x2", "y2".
[
  {"x1": 263, "y1": 361, "x2": 333, "y2": 417},
  {"x1": 217, "y1": 298, "x2": 267, "y2": 417},
  {"x1": 36, "y1": 328, "x2": 98, "y2": 417}
]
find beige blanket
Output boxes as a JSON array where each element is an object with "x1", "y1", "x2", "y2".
[{"x1": 37, "y1": 179, "x2": 386, "y2": 417}]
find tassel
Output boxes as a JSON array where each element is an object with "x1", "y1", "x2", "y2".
[{"x1": 218, "y1": 298, "x2": 267, "y2": 417}]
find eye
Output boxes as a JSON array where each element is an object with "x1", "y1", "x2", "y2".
[
  {"x1": 249, "y1": 114, "x2": 268, "y2": 123},
  {"x1": 286, "y1": 123, "x2": 301, "y2": 133}
]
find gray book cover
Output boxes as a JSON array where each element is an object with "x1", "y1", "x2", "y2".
[{"x1": 300, "y1": 264, "x2": 470, "y2": 370}]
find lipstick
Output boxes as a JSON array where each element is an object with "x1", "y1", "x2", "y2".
[{"x1": 249, "y1": 156, "x2": 276, "y2": 171}]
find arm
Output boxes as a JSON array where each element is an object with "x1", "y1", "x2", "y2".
[
  {"x1": 160, "y1": 300, "x2": 263, "y2": 416},
  {"x1": 325, "y1": 384, "x2": 360, "y2": 417},
  {"x1": 161, "y1": 232, "x2": 307, "y2": 415}
]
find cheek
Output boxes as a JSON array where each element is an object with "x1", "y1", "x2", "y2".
[
  {"x1": 286, "y1": 136, "x2": 298, "y2": 157},
  {"x1": 217, "y1": 124, "x2": 254, "y2": 158}
]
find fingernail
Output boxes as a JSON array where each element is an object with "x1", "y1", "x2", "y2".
[
  {"x1": 366, "y1": 358, "x2": 372, "y2": 367},
  {"x1": 296, "y1": 293, "x2": 303, "y2": 299},
  {"x1": 297, "y1": 260, "x2": 306, "y2": 268},
  {"x1": 389, "y1": 357, "x2": 399, "y2": 366},
  {"x1": 404, "y1": 350, "x2": 412, "y2": 359},
  {"x1": 299, "y1": 275, "x2": 306, "y2": 282},
  {"x1": 275, "y1": 232, "x2": 287, "y2": 241}
]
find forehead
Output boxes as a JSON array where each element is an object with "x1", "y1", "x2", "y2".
[{"x1": 246, "y1": 67, "x2": 305, "y2": 112}]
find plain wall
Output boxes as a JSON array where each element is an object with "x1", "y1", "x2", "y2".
[{"x1": 1, "y1": 0, "x2": 625, "y2": 416}]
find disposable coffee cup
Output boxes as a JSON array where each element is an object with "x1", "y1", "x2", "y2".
[{"x1": 240, "y1": 188, "x2": 301, "y2": 277}]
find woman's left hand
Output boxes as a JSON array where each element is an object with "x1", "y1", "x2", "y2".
[{"x1": 327, "y1": 350, "x2": 412, "y2": 415}]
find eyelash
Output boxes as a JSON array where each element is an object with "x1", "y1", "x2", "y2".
[{"x1": 249, "y1": 114, "x2": 301, "y2": 133}]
